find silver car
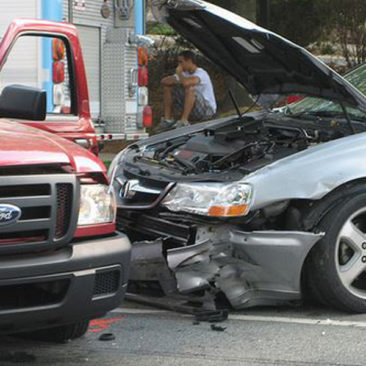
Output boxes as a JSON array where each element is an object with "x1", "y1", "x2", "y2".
[{"x1": 110, "y1": 0, "x2": 366, "y2": 312}]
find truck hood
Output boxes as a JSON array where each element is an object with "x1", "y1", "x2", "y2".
[
  {"x1": 155, "y1": 0, "x2": 366, "y2": 110},
  {"x1": 0, "y1": 120, "x2": 105, "y2": 173}
]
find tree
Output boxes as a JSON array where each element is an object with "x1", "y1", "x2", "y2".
[
  {"x1": 209, "y1": 0, "x2": 257, "y2": 21},
  {"x1": 268, "y1": 0, "x2": 327, "y2": 47},
  {"x1": 330, "y1": 0, "x2": 366, "y2": 67}
]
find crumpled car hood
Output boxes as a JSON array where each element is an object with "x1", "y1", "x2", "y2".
[{"x1": 154, "y1": 0, "x2": 366, "y2": 110}]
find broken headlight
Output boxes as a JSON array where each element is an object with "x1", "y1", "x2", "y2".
[{"x1": 162, "y1": 182, "x2": 253, "y2": 217}]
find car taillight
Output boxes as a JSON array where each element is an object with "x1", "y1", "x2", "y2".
[
  {"x1": 143, "y1": 106, "x2": 153, "y2": 128},
  {"x1": 138, "y1": 67, "x2": 149, "y2": 86},
  {"x1": 53, "y1": 61, "x2": 65, "y2": 83}
]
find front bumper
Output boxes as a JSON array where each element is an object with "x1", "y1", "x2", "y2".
[
  {"x1": 0, "y1": 232, "x2": 131, "y2": 334},
  {"x1": 119, "y1": 211, "x2": 323, "y2": 309}
]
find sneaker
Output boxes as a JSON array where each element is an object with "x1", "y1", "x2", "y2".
[
  {"x1": 175, "y1": 120, "x2": 191, "y2": 128},
  {"x1": 160, "y1": 118, "x2": 176, "y2": 129},
  {"x1": 157, "y1": 119, "x2": 190, "y2": 133}
]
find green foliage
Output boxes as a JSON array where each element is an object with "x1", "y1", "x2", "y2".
[
  {"x1": 146, "y1": 21, "x2": 176, "y2": 35},
  {"x1": 209, "y1": 0, "x2": 257, "y2": 20},
  {"x1": 268, "y1": 0, "x2": 327, "y2": 46},
  {"x1": 320, "y1": 43, "x2": 336, "y2": 56},
  {"x1": 210, "y1": 0, "x2": 327, "y2": 46},
  {"x1": 329, "y1": 0, "x2": 366, "y2": 67},
  {"x1": 103, "y1": 160, "x2": 112, "y2": 170},
  {"x1": 208, "y1": 0, "x2": 366, "y2": 64}
]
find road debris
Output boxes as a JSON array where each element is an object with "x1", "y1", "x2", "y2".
[
  {"x1": 98, "y1": 333, "x2": 116, "y2": 341},
  {"x1": 210, "y1": 324, "x2": 227, "y2": 332},
  {"x1": 194, "y1": 309, "x2": 229, "y2": 323}
]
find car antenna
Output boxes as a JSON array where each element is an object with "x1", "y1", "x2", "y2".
[
  {"x1": 229, "y1": 89, "x2": 242, "y2": 118},
  {"x1": 340, "y1": 101, "x2": 356, "y2": 134}
]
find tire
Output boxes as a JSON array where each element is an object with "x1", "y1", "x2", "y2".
[
  {"x1": 307, "y1": 192, "x2": 366, "y2": 313},
  {"x1": 302, "y1": 266, "x2": 330, "y2": 307},
  {"x1": 21, "y1": 320, "x2": 90, "y2": 343}
]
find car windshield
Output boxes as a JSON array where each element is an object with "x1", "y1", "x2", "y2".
[{"x1": 285, "y1": 63, "x2": 366, "y2": 121}]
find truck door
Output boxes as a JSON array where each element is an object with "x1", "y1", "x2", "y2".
[{"x1": 0, "y1": 19, "x2": 98, "y2": 155}]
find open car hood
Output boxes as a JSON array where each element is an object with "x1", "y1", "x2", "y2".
[{"x1": 154, "y1": 0, "x2": 366, "y2": 111}]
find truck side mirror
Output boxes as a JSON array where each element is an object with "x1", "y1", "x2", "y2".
[{"x1": 0, "y1": 85, "x2": 46, "y2": 121}]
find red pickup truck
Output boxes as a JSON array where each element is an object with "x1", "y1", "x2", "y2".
[{"x1": 0, "y1": 19, "x2": 130, "y2": 340}]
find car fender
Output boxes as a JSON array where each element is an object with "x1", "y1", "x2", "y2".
[{"x1": 244, "y1": 131, "x2": 366, "y2": 210}]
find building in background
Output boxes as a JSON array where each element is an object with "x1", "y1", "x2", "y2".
[{"x1": 0, "y1": 0, "x2": 152, "y2": 141}]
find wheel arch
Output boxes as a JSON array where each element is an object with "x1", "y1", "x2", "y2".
[
  {"x1": 298, "y1": 178, "x2": 366, "y2": 304},
  {"x1": 301, "y1": 178, "x2": 366, "y2": 231}
]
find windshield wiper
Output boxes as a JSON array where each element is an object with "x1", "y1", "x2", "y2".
[
  {"x1": 289, "y1": 110, "x2": 362, "y2": 132},
  {"x1": 305, "y1": 108, "x2": 356, "y2": 134}
]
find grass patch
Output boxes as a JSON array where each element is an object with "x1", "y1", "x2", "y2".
[{"x1": 103, "y1": 160, "x2": 112, "y2": 170}]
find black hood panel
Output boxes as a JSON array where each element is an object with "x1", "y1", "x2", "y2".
[{"x1": 158, "y1": 0, "x2": 366, "y2": 110}]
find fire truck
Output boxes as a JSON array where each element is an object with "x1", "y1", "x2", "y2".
[{"x1": 0, "y1": 0, "x2": 152, "y2": 142}]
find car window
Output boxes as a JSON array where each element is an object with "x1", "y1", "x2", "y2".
[
  {"x1": 345, "y1": 63, "x2": 366, "y2": 95},
  {"x1": 0, "y1": 35, "x2": 74, "y2": 116},
  {"x1": 285, "y1": 63, "x2": 366, "y2": 121}
]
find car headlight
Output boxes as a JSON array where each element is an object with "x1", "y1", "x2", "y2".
[
  {"x1": 162, "y1": 182, "x2": 253, "y2": 217},
  {"x1": 78, "y1": 184, "x2": 116, "y2": 226}
]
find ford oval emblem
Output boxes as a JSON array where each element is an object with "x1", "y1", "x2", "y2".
[{"x1": 0, "y1": 204, "x2": 22, "y2": 226}]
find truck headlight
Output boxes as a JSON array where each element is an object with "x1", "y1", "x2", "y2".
[
  {"x1": 162, "y1": 182, "x2": 253, "y2": 217},
  {"x1": 78, "y1": 184, "x2": 116, "y2": 226}
]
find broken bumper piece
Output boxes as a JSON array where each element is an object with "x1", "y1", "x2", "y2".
[{"x1": 128, "y1": 228, "x2": 324, "y2": 309}]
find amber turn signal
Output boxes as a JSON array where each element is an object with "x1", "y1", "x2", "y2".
[{"x1": 209, "y1": 205, "x2": 249, "y2": 217}]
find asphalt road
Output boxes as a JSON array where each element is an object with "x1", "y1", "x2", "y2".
[{"x1": 2, "y1": 301, "x2": 366, "y2": 366}]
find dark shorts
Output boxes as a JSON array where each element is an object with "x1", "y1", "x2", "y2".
[{"x1": 173, "y1": 85, "x2": 215, "y2": 121}]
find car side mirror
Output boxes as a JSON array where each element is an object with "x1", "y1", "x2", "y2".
[{"x1": 0, "y1": 85, "x2": 46, "y2": 121}]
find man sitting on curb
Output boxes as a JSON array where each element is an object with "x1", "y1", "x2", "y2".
[{"x1": 160, "y1": 50, "x2": 217, "y2": 130}]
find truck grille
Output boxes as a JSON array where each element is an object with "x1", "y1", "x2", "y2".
[
  {"x1": 55, "y1": 183, "x2": 73, "y2": 239},
  {"x1": 0, "y1": 175, "x2": 78, "y2": 253}
]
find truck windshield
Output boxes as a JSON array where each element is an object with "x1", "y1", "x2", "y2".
[{"x1": 285, "y1": 63, "x2": 366, "y2": 121}]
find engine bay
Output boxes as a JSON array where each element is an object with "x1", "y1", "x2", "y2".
[{"x1": 131, "y1": 112, "x2": 361, "y2": 177}]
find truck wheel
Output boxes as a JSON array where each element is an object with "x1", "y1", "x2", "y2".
[
  {"x1": 23, "y1": 320, "x2": 90, "y2": 343},
  {"x1": 308, "y1": 193, "x2": 366, "y2": 312}
]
